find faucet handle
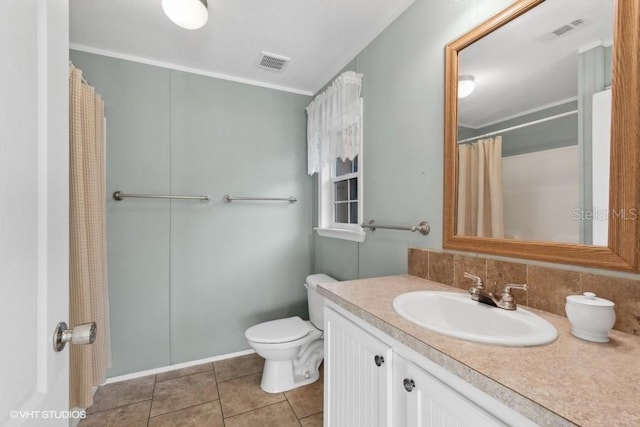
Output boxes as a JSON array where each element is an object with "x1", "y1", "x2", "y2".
[
  {"x1": 464, "y1": 272, "x2": 484, "y2": 288},
  {"x1": 465, "y1": 272, "x2": 485, "y2": 301},
  {"x1": 498, "y1": 283, "x2": 528, "y2": 310},
  {"x1": 504, "y1": 283, "x2": 528, "y2": 292}
]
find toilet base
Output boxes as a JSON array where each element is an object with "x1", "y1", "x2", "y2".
[
  {"x1": 246, "y1": 320, "x2": 325, "y2": 394},
  {"x1": 260, "y1": 359, "x2": 321, "y2": 393}
]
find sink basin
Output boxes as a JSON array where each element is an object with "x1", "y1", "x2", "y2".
[{"x1": 393, "y1": 291, "x2": 558, "y2": 346}]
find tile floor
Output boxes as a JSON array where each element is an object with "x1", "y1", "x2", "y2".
[{"x1": 79, "y1": 353, "x2": 323, "y2": 426}]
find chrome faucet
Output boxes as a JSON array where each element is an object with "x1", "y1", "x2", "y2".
[{"x1": 465, "y1": 272, "x2": 527, "y2": 310}]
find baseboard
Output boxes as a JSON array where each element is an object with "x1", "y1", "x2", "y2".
[{"x1": 104, "y1": 349, "x2": 256, "y2": 384}]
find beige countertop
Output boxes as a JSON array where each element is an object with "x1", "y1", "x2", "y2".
[{"x1": 318, "y1": 275, "x2": 640, "y2": 427}]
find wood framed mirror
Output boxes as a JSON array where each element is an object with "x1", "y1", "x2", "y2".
[{"x1": 443, "y1": 0, "x2": 640, "y2": 271}]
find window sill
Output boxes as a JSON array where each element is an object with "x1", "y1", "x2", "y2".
[{"x1": 314, "y1": 227, "x2": 366, "y2": 243}]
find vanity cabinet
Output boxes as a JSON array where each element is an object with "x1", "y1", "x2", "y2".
[
  {"x1": 325, "y1": 303, "x2": 536, "y2": 427},
  {"x1": 324, "y1": 305, "x2": 393, "y2": 426}
]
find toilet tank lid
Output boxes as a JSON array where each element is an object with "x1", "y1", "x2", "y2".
[
  {"x1": 306, "y1": 274, "x2": 337, "y2": 290},
  {"x1": 245, "y1": 316, "x2": 310, "y2": 344}
]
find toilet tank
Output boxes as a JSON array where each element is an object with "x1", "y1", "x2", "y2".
[{"x1": 305, "y1": 274, "x2": 337, "y2": 330}]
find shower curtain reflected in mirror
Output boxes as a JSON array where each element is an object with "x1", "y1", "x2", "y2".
[
  {"x1": 456, "y1": 137, "x2": 504, "y2": 238},
  {"x1": 69, "y1": 65, "x2": 111, "y2": 408}
]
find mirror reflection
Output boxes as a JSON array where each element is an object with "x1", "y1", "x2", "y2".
[{"x1": 456, "y1": 0, "x2": 614, "y2": 246}]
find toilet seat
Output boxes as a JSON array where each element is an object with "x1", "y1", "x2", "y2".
[{"x1": 245, "y1": 316, "x2": 309, "y2": 344}]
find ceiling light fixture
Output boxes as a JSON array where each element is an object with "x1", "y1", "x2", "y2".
[
  {"x1": 458, "y1": 75, "x2": 475, "y2": 99},
  {"x1": 162, "y1": 0, "x2": 209, "y2": 30}
]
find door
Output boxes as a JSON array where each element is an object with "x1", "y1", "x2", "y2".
[
  {"x1": 0, "y1": 0, "x2": 70, "y2": 425},
  {"x1": 324, "y1": 307, "x2": 392, "y2": 427},
  {"x1": 394, "y1": 355, "x2": 503, "y2": 427}
]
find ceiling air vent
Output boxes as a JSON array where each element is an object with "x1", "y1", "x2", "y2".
[
  {"x1": 537, "y1": 19, "x2": 587, "y2": 43},
  {"x1": 256, "y1": 52, "x2": 290, "y2": 72},
  {"x1": 552, "y1": 25, "x2": 574, "y2": 37}
]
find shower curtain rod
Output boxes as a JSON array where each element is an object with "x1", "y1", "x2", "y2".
[{"x1": 457, "y1": 109, "x2": 578, "y2": 144}]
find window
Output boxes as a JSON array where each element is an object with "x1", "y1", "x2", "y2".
[
  {"x1": 316, "y1": 101, "x2": 364, "y2": 242},
  {"x1": 315, "y1": 149, "x2": 364, "y2": 242},
  {"x1": 333, "y1": 156, "x2": 359, "y2": 226},
  {"x1": 307, "y1": 72, "x2": 365, "y2": 242}
]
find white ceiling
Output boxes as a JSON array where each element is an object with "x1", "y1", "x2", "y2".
[
  {"x1": 70, "y1": 0, "x2": 415, "y2": 96},
  {"x1": 458, "y1": 0, "x2": 614, "y2": 128}
]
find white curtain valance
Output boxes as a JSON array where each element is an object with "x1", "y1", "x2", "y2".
[{"x1": 306, "y1": 71, "x2": 363, "y2": 175}]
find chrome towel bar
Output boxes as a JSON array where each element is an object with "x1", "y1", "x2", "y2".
[
  {"x1": 361, "y1": 219, "x2": 430, "y2": 235},
  {"x1": 223, "y1": 194, "x2": 297, "y2": 203},
  {"x1": 113, "y1": 191, "x2": 210, "y2": 202}
]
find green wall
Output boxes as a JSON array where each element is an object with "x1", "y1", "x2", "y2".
[
  {"x1": 314, "y1": 0, "x2": 514, "y2": 280},
  {"x1": 70, "y1": 51, "x2": 313, "y2": 376}
]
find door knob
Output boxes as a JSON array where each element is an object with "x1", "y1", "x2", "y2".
[
  {"x1": 374, "y1": 355, "x2": 385, "y2": 367},
  {"x1": 53, "y1": 321, "x2": 97, "y2": 352},
  {"x1": 403, "y1": 378, "x2": 416, "y2": 392}
]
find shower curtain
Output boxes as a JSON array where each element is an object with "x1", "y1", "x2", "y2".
[
  {"x1": 457, "y1": 136, "x2": 504, "y2": 238},
  {"x1": 69, "y1": 65, "x2": 111, "y2": 408}
]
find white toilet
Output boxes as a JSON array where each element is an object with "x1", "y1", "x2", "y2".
[{"x1": 245, "y1": 273, "x2": 336, "y2": 393}]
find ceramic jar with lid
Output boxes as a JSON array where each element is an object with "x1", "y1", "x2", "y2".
[{"x1": 565, "y1": 292, "x2": 615, "y2": 342}]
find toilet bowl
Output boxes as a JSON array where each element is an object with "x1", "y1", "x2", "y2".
[{"x1": 245, "y1": 274, "x2": 336, "y2": 393}]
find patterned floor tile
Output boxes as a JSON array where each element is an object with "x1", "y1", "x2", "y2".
[
  {"x1": 218, "y1": 372, "x2": 284, "y2": 417},
  {"x1": 156, "y1": 362, "x2": 213, "y2": 383},
  {"x1": 299, "y1": 412, "x2": 323, "y2": 427},
  {"x1": 224, "y1": 401, "x2": 299, "y2": 427},
  {"x1": 80, "y1": 401, "x2": 150, "y2": 426},
  {"x1": 213, "y1": 353, "x2": 264, "y2": 383},
  {"x1": 284, "y1": 366, "x2": 323, "y2": 419},
  {"x1": 148, "y1": 400, "x2": 224, "y2": 427},
  {"x1": 150, "y1": 372, "x2": 219, "y2": 417},
  {"x1": 86, "y1": 375, "x2": 155, "y2": 414},
  {"x1": 86, "y1": 353, "x2": 323, "y2": 425}
]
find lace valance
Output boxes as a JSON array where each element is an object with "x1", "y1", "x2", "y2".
[{"x1": 306, "y1": 71, "x2": 363, "y2": 175}]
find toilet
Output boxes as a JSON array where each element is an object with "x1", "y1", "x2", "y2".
[{"x1": 245, "y1": 273, "x2": 336, "y2": 393}]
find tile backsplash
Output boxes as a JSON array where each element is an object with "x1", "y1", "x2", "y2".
[{"x1": 408, "y1": 248, "x2": 640, "y2": 335}]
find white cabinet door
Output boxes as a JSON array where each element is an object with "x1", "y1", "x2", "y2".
[
  {"x1": 394, "y1": 355, "x2": 504, "y2": 427},
  {"x1": 325, "y1": 307, "x2": 392, "y2": 427}
]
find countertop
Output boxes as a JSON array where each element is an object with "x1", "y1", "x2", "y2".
[{"x1": 318, "y1": 275, "x2": 640, "y2": 427}]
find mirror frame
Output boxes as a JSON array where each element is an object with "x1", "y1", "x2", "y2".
[{"x1": 443, "y1": 0, "x2": 640, "y2": 272}]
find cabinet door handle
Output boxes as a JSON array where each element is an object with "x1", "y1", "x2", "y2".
[
  {"x1": 374, "y1": 355, "x2": 385, "y2": 367},
  {"x1": 403, "y1": 378, "x2": 416, "y2": 392}
]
